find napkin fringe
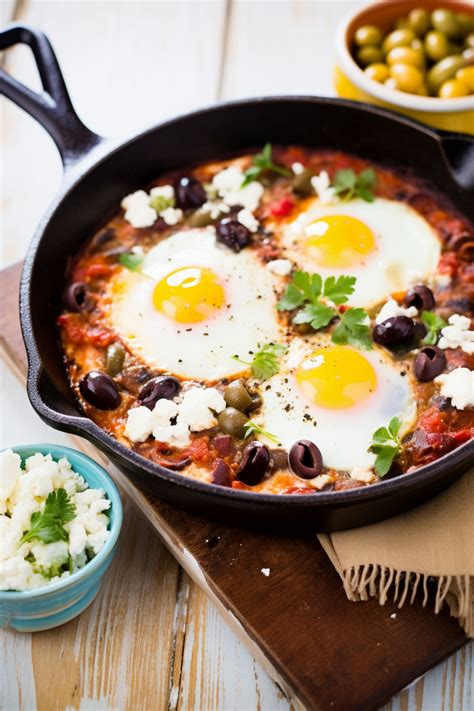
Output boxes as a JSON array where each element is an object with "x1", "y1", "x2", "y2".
[{"x1": 342, "y1": 565, "x2": 473, "y2": 637}]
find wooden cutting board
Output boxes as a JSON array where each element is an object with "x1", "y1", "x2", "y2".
[{"x1": 0, "y1": 262, "x2": 466, "y2": 711}]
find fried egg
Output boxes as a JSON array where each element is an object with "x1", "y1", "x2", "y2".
[
  {"x1": 257, "y1": 337, "x2": 414, "y2": 470},
  {"x1": 107, "y1": 229, "x2": 281, "y2": 380},
  {"x1": 281, "y1": 197, "x2": 441, "y2": 307}
]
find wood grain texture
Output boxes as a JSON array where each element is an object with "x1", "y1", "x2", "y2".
[{"x1": 1, "y1": 1, "x2": 473, "y2": 709}]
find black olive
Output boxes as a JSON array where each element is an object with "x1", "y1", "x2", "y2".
[
  {"x1": 215, "y1": 218, "x2": 251, "y2": 253},
  {"x1": 288, "y1": 440, "x2": 322, "y2": 480},
  {"x1": 444, "y1": 298, "x2": 474, "y2": 316},
  {"x1": 62, "y1": 282, "x2": 88, "y2": 312},
  {"x1": 413, "y1": 321, "x2": 428, "y2": 342},
  {"x1": 79, "y1": 371, "x2": 121, "y2": 410},
  {"x1": 373, "y1": 316, "x2": 415, "y2": 346},
  {"x1": 403, "y1": 285, "x2": 435, "y2": 311},
  {"x1": 138, "y1": 376, "x2": 181, "y2": 410},
  {"x1": 174, "y1": 176, "x2": 207, "y2": 210},
  {"x1": 237, "y1": 442, "x2": 270, "y2": 485},
  {"x1": 211, "y1": 459, "x2": 231, "y2": 487},
  {"x1": 414, "y1": 346, "x2": 447, "y2": 382}
]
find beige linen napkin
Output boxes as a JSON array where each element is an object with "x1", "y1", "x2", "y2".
[{"x1": 318, "y1": 470, "x2": 474, "y2": 637}]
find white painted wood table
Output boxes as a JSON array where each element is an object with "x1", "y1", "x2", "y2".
[{"x1": 1, "y1": 1, "x2": 472, "y2": 709}]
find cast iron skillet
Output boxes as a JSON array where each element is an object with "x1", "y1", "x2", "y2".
[{"x1": 1, "y1": 24, "x2": 473, "y2": 531}]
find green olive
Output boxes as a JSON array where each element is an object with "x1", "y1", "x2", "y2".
[
  {"x1": 408, "y1": 8, "x2": 431, "y2": 36},
  {"x1": 456, "y1": 66, "x2": 474, "y2": 91},
  {"x1": 465, "y1": 33, "x2": 474, "y2": 49},
  {"x1": 217, "y1": 407, "x2": 248, "y2": 439},
  {"x1": 382, "y1": 29, "x2": 416, "y2": 55},
  {"x1": 187, "y1": 209, "x2": 214, "y2": 227},
  {"x1": 431, "y1": 9, "x2": 460, "y2": 39},
  {"x1": 105, "y1": 342, "x2": 125, "y2": 377},
  {"x1": 386, "y1": 46, "x2": 424, "y2": 68},
  {"x1": 354, "y1": 24, "x2": 383, "y2": 47},
  {"x1": 439, "y1": 77, "x2": 469, "y2": 98},
  {"x1": 223, "y1": 380, "x2": 253, "y2": 411},
  {"x1": 463, "y1": 47, "x2": 474, "y2": 62},
  {"x1": 292, "y1": 167, "x2": 313, "y2": 196},
  {"x1": 357, "y1": 45, "x2": 384, "y2": 67},
  {"x1": 424, "y1": 30, "x2": 451, "y2": 61},
  {"x1": 456, "y1": 13, "x2": 474, "y2": 37},
  {"x1": 427, "y1": 54, "x2": 468, "y2": 94},
  {"x1": 389, "y1": 63, "x2": 424, "y2": 93},
  {"x1": 411, "y1": 38, "x2": 423, "y2": 51},
  {"x1": 365, "y1": 62, "x2": 390, "y2": 83}
]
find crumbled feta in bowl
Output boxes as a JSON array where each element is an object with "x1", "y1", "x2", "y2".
[{"x1": 0, "y1": 444, "x2": 122, "y2": 632}]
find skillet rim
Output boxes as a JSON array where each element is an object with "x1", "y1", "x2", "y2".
[{"x1": 20, "y1": 94, "x2": 474, "y2": 509}]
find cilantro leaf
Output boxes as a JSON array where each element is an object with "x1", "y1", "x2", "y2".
[
  {"x1": 331, "y1": 308, "x2": 372, "y2": 350},
  {"x1": 323, "y1": 275, "x2": 356, "y2": 305},
  {"x1": 368, "y1": 416, "x2": 402, "y2": 477},
  {"x1": 333, "y1": 168, "x2": 377, "y2": 203},
  {"x1": 241, "y1": 143, "x2": 291, "y2": 187},
  {"x1": 293, "y1": 303, "x2": 335, "y2": 330},
  {"x1": 119, "y1": 252, "x2": 144, "y2": 272},
  {"x1": 244, "y1": 420, "x2": 280, "y2": 445},
  {"x1": 20, "y1": 489, "x2": 76, "y2": 545},
  {"x1": 232, "y1": 343, "x2": 288, "y2": 380},
  {"x1": 421, "y1": 311, "x2": 448, "y2": 345}
]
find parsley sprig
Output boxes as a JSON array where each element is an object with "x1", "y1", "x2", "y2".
[
  {"x1": 20, "y1": 489, "x2": 76, "y2": 545},
  {"x1": 421, "y1": 311, "x2": 448, "y2": 345},
  {"x1": 332, "y1": 168, "x2": 376, "y2": 203},
  {"x1": 241, "y1": 143, "x2": 291, "y2": 188},
  {"x1": 277, "y1": 270, "x2": 372, "y2": 349},
  {"x1": 368, "y1": 416, "x2": 402, "y2": 477},
  {"x1": 244, "y1": 420, "x2": 280, "y2": 445},
  {"x1": 232, "y1": 343, "x2": 288, "y2": 381}
]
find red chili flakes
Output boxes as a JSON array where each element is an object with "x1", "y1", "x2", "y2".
[{"x1": 269, "y1": 196, "x2": 295, "y2": 218}]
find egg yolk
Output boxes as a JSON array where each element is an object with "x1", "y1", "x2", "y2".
[
  {"x1": 305, "y1": 214, "x2": 376, "y2": 268},
  {"x1": 296, "y1": 345, "x2": 377, "y2": 409},
  {"x1": 153, "y1": 266, "x2": 225, "y2": 323}
]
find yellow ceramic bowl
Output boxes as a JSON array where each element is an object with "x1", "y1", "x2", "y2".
[{"x1": 335, "y1": 0, "x2": 474, "y2": 134}]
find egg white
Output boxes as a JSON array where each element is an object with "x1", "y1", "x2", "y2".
[
  {"x1": 281, "y1": 197, "x2": 441, "y2": 308},
  {"x1": 107, "y1": 229, "x2": 282, "y2": 380},
  {"x1": 256, "y1": 336, "x2": 415, "y2": 470}
]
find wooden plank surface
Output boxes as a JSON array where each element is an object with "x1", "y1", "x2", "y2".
[{"x1": 1, "y1": 2, "x2": 473, "y2": 710}]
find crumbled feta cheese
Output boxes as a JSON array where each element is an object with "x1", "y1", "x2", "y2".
[
  {"x1": 124, "y1": 406, "x2": 154, "y2": 443},
  {"x1": 0, "y1": 450, "x2": 111, "y2": 591},
  {"x1": 87, "y1": 529, "x2": 110, "y2": 555},
  {"x1": 153, "y1": 399, "x2": 180, "y2": 425},
  {"x1": 212, "y1": 166, "x2": 264, "y2": 212},
  {"x1": 375, "y1": 298, "x2": 418, "y2": 325},
  {"x1": 121, "y1": 190, "x2": 157, "y2": 228},
  {"x1": 311, "y1": 171, "x2": 337, "y2": 204},
  {"x1": 200, "y1": 200, "x2": 230, "y2": 220},
  {"x1": 266, "y1": 259, "x2": 292, "y2": 277},
  {"x1": 435, "y1": 367, "x2": 474, "y2": 410},
  {"x1": 307, "y1": 474, "x2": 334, "y2": 490},
  {"x1": 152, "y1": 423, "x2": 190, "y2": 447},
  {"x1": 237, "y1": 208, "x2": 259, "y2": 233},
  {"x1": 177, "y1": 387, "x2": 226, "y2": 432},
  {"x1": 350, "y1": 467, "x2": 376, "y2": 483},
  {"x1": 438, "y1": 315, "x2": 474, "y2": 354},
  {"x1": 0, "y1": 449, "x2": 21, "y2": 512},
  {"x1": 161, "y1": 206, "x2": 183, "y2": 226},
  {"x1": 149, "y1": 185, "x2": 174, "y2": 201},
  {"x1": 261, "y1": 567, "x2": 271, "y2": 577},
  {"x1": 291, "y1": 162, "x2": 304, "y2": 175}
]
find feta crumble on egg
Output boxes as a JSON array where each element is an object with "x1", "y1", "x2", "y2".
[
  {"x1": 124, "y1": 386, "x2": 226, "y2": 445},
  {"x1": 375, "y1": 298, "x2": 418, "y2": 325},
  {"x1": 266, "y1": 258, "x2": 292, "y2": 277},
  {"x1": 438, "y1": 315, "x2": 474, "y2": 355},
  {"x1": 435, "y1": 368, "x2": 474, "y2": 410},
  {"x1": 310, "y1": 171, "x2": 337, "y2": 205},
  {"x1": 0, "y1": 450, "x2": 111, "y2": 591},
  {"x1": 212, "y1": 166, "x2": 264, "y2": 212}
]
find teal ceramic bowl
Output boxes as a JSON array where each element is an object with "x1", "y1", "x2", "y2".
[{"x1": 0, "y1": 444, "x2": 123, "y2": 632}]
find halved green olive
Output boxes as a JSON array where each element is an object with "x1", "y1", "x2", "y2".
[
  {"x1": 425, "y1": 31, "x2": 451, "y2": 61},
  {"x1": 223, "y1": 380, "x2": 253, "y2": 411},
  {"x1": 187, "y1": 209, "x2": 214, "y2": 227},
  {"x1": 105, "y1": 342, "x2": 125, "y2": 377},
  {"x1": 354, "y1": 24, "x2": 383, "y2": 47},
  {"x1": 408, "y1": 8, "x2": 431, "y2": 36},
  {"x1": 292, "y1": 167, "x2": 313, "y2": 196},
  {"x1": 427, "y1": 55, "x2": 468, "y2": 94},
  {"x1": 217, "y1": 407, "x2": 248, "y2": 439},
  {"x1": 357, "y1": 45, "x2": 383, "y2": 67},
  {"x1": 431, "y1": 9, "x2": 460, "y2": 39}
]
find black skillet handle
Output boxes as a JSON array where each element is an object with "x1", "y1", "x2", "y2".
[
  {"x1": 0, "y1": 23, "x2": 103, "y2": 168},
  {"x1": 435, "y1": 128, "x2": 474, "y2": 193}
]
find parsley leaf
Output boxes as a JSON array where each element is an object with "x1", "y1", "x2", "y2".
[
  {"x1": 331, "y1": 308, "x2": 372, "y2": 350},
  {"x1": 241, "y1": 143, "x2": 291, "y2": 187},
  {"x1": 323, "y1": 275, "x2": 356, "y2": 305},
  {"x1": 293, "y1": 303, "x2": 335, "y2": 330},
  {"x1": 244, "y1": 420, "x2": 280, "y2": 445},
  {"x1": 20, "y1": 489, "x2": 76, "y2": 545},
  {"x1": 119, "y1": 252, "x2": 144, "y2": 271},
  {"x1": 368, "y1": 416, "x2": 402, "y2": 477},
  {"x1": 421, "y1": 311, "x2": 448, "y2": 345},
  {"x1": 333, "y1": 168, "x2": 377, "y2": 203},
  {"x1": 232, "y1": 343, "x2": 288, "y2": 380}
]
